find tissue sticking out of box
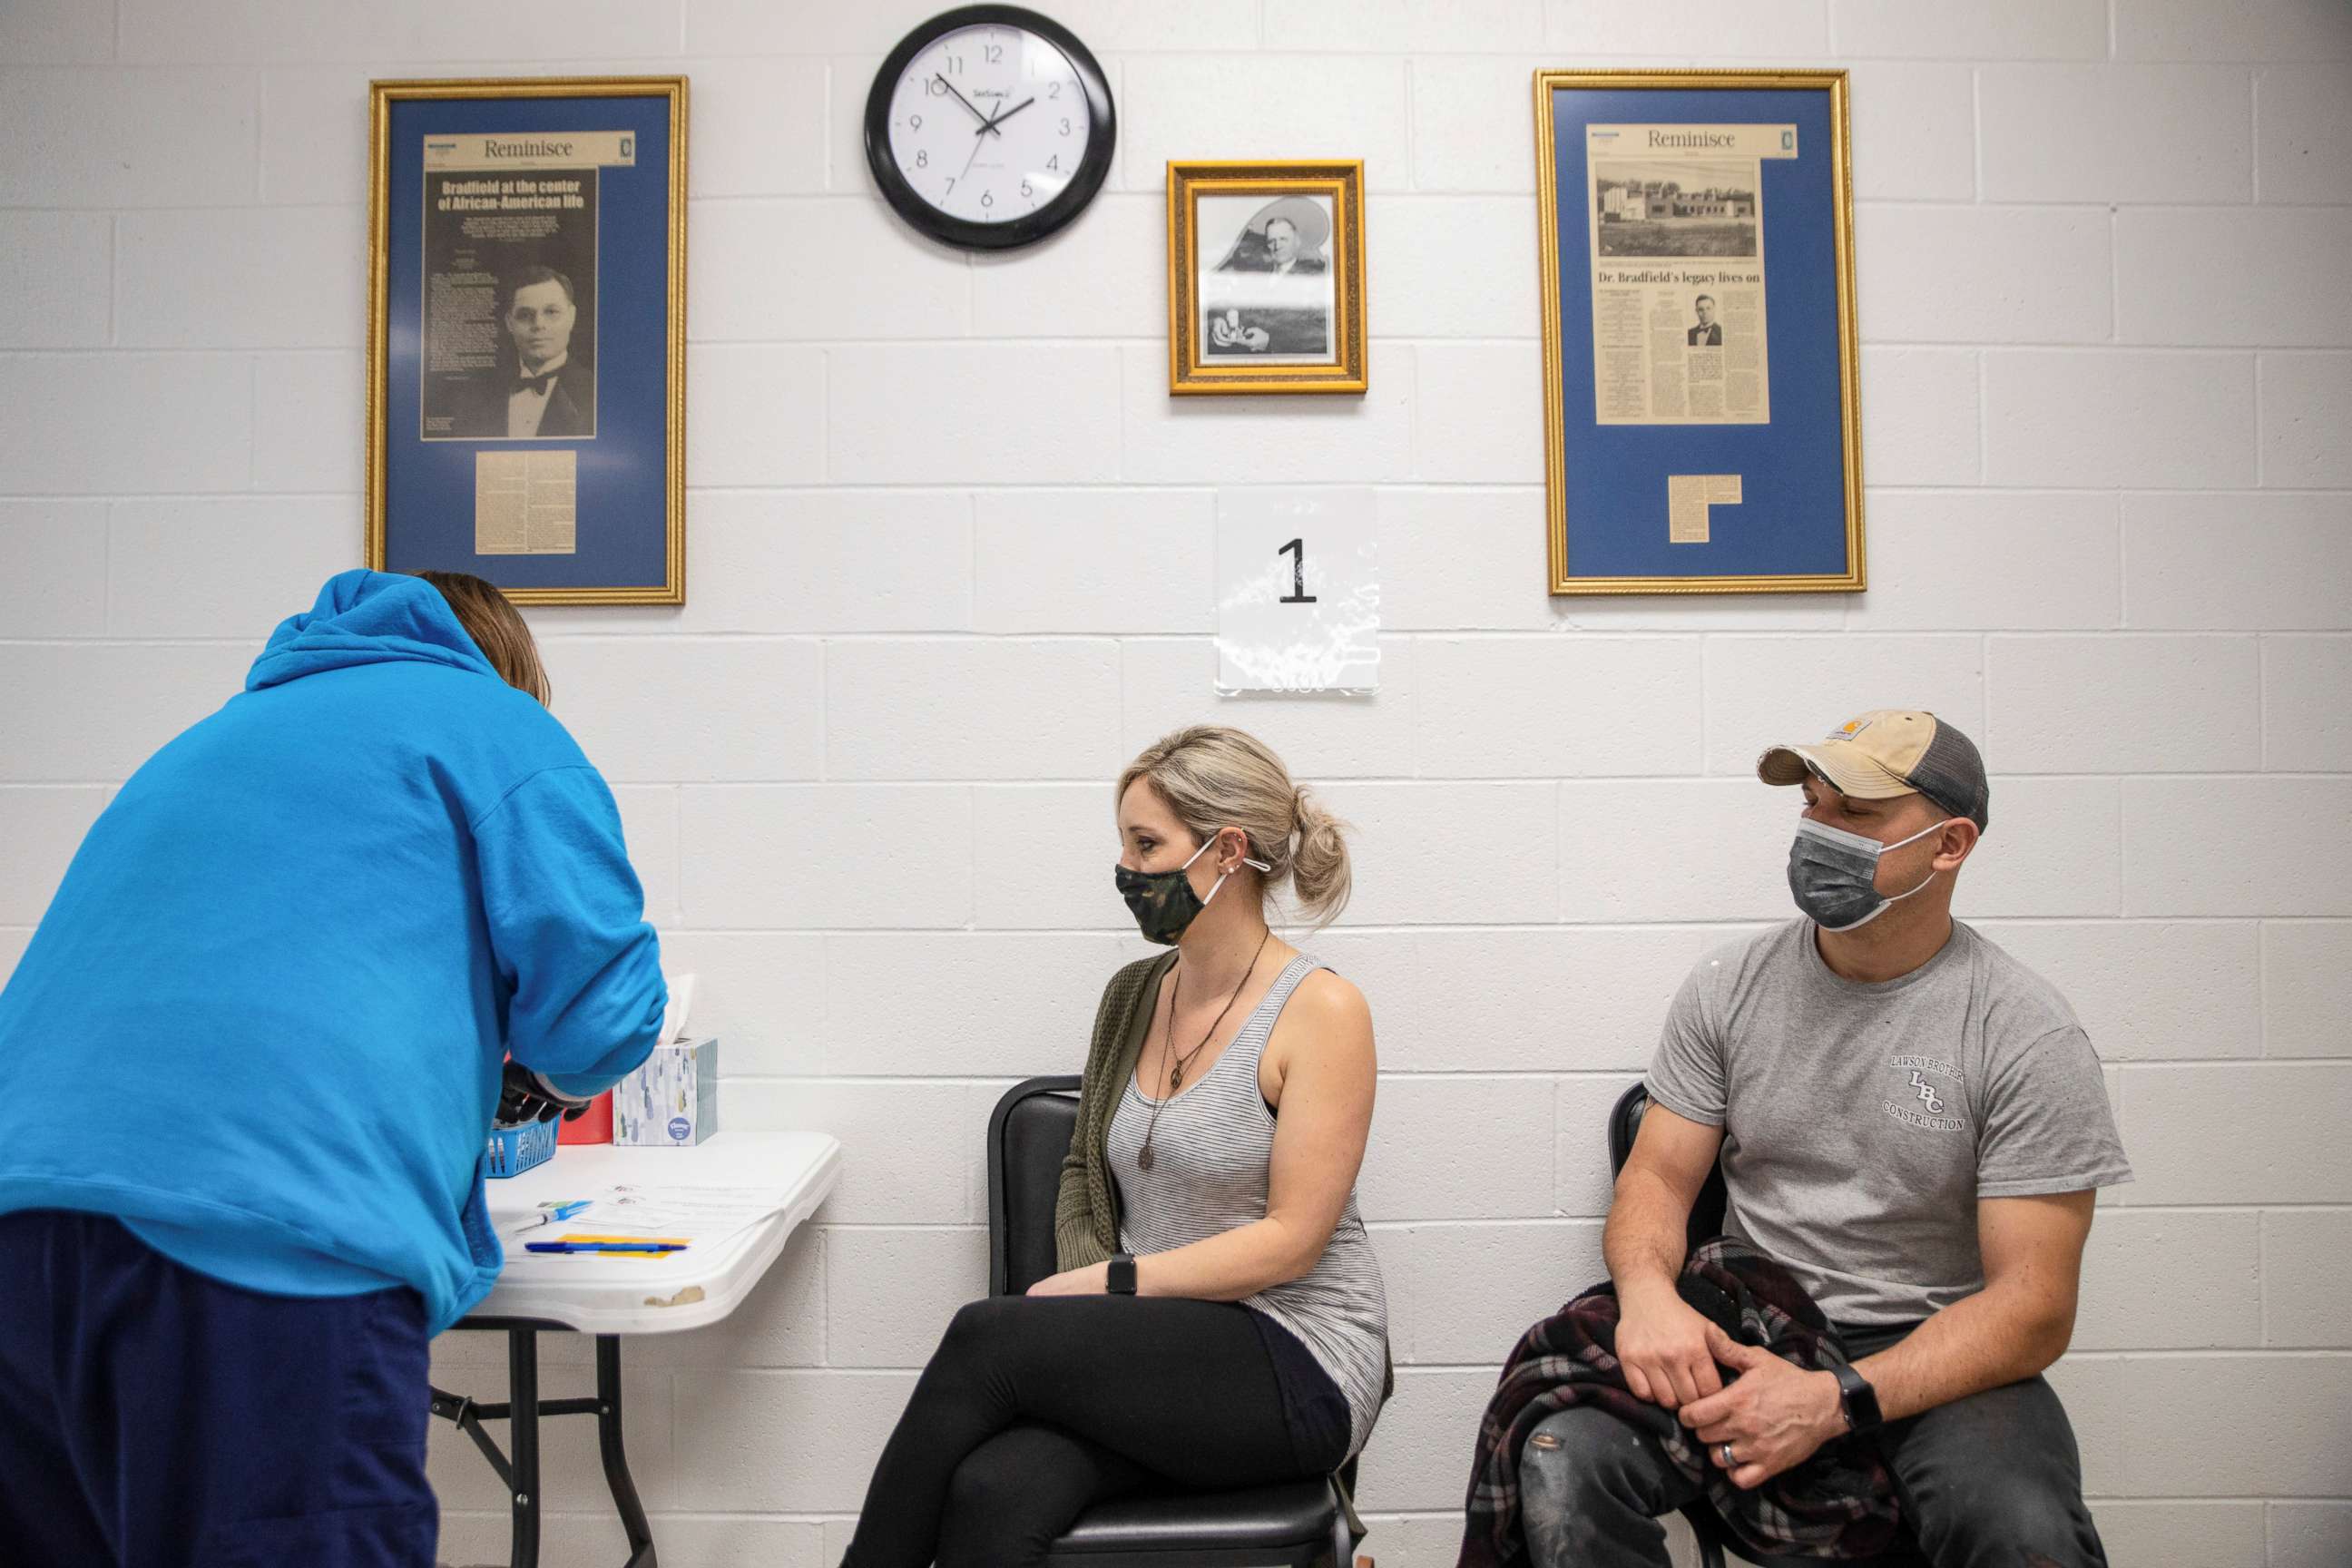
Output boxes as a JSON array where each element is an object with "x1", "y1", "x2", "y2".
[
  {"x1": 613, "y1": 1036, "x2": 718, "y2": 1146},
  {"x1": 658, "y1": 971, "x2": 698, "y2": 1046}
]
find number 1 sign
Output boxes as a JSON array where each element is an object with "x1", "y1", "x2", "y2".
[{"x1": 1214, "y1": 489, "x2": 1378, "y2": 693}]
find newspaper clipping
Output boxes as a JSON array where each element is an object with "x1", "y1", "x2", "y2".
[
  {"x1": 419, "y1": 131, "x2": 632, "y2": 446},
  {"x1": 1584, "y1": 123, "x2": 1795, "y2": 426},
  {"x1": 474, "y1": 449, "x2": 577, "y2": 556}
]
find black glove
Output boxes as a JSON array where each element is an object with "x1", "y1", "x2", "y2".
[{"x1": 495, "y1": 1059, "x2": 593, "y2": 1128}]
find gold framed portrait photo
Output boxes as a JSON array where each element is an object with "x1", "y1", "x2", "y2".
[{"x1": 1167, "y1": 161, "x2": 1367, "y2": 396}]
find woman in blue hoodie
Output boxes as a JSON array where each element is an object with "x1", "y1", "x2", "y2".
[{"x1": 0, "y1": 569, "x2": 666, "y2": 1568}]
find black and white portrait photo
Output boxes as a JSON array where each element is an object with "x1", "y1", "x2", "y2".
[
  {"x1": 1688, "y1": 293, "x2": 1722, "y2": 346},
  {"x1": 1592, "y1": 156, "x2": 1759, "y2": 260},
  {"x1": 1195, "y1": 191, "x2": 1338, "y2": 362},
  {"x1": 420, "y1": 165, "x2": 600, "y2": 441}
]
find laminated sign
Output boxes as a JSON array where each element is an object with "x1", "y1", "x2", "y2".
[{"x1": 1214, "y1": 489, "x2": 1378, "y2": 694}]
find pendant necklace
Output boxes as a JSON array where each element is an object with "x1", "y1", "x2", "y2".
[{"x1": 1136, "y1": 926, "x2": 1271, "y2": 1172}]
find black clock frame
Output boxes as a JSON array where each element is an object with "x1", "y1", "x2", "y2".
[{"x1": 863, "y1": 5, "x2": 1116, "y2": 251}]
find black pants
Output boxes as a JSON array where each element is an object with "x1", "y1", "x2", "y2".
[
  {"x1": 842, "y1": 1294, "x2": 1347, "y2": 1568},
  {"x1": 0, "y1": 1210, "x2": 437, "y2": 1568},
  {"x1": 1518, "y1": 1323, "x2": 2106, "y2": 1568}
]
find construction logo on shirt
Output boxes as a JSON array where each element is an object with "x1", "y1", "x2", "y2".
[{"x1": 1884, "y1": 1054, "x2": 1968, "y2": 1133}]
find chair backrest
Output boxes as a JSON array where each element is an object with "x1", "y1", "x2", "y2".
[
  {"x1": 989, "y1": 1074, "x2": 1084, "y2": 1297},
  {"x1": 1606, "y1": 1082, "x2": 1730, "y2": 1255}
]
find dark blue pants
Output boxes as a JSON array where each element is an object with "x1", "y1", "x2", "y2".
[{"x1": 0, "y1": 1210, "x2": 437, "y2": 1568}]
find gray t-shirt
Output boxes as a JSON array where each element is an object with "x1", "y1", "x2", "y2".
[{"x1": 1646, "y1": 919, "x2": 2132, "y2": 1327}]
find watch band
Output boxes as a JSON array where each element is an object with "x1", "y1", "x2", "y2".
[
  {"x1": 1830, "y1": 1361, "x2": 1883, "y2": 1434},
  {"x1": 1106, "y1": 1252, "x2": 1137, "y2": 1295}
]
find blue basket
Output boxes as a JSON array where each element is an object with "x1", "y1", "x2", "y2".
[{"x1": 485, "y1": 1118, "x2": 559, "y2": 1179}]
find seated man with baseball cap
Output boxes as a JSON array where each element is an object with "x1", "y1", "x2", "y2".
[{"x1": 1517, "y1": 710, "x2": 2131, "y2": 1567}]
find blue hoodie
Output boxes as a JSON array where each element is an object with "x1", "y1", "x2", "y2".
[{"x1": 0, "y1": 571, "x2": 665, "y2": 1330}]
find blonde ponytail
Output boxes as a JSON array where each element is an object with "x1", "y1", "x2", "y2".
[{"x1": 1287, "y1": 784, "x2": 1352, "y2": 926}]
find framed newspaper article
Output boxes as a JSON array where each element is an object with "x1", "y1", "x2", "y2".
[
  {"x1": 1167, "y1": 162, "x2": 1367, "y2": 396},
  {"x1": 1534, "y1": 72, "x2": 1862, "y2": 595},
  {"x1": 367, "y1": 78, "x2": 687, "y2": 605}
]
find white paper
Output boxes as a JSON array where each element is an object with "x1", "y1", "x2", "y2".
[
  {"x1": 493, "y1": 1183, "x2": 792, "y2": 1248},
  {"x1": 1214, "y1": 489, "x2": 1379, "y2": 693}
]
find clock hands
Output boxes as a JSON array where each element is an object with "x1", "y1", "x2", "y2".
[
  {"x1": 928, "y1": 67, "x2": 1051, "y2": 211},
  {"x1": 977, "y1": 95, "x2": 1036, "y2": 133},
  {"x1": 956, "y1": 110, "x2": 994, "y2": 184},
  {"x1": 934, "y1": 73, "x2": 1001, "y2": 137},
  {"x1": 956, "y1": 91, "x2": 1032, "y2": 189}
]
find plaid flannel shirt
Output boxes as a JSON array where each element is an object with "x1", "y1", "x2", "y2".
[{"x1": 1457, "y1": 1237, "x2": 1902, "y2": 1565}]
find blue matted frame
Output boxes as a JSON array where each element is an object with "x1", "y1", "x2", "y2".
[
  {"x1": 1534, "y1": 71, "x2": 1863, "y2": 595},
  {"x1": 366, "y1": 77, "x2": 688, "y2": 605}
]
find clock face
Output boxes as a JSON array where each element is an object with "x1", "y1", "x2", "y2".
[{"x1": 865, "y1": 6, "x2": 1115, "y2": 250}]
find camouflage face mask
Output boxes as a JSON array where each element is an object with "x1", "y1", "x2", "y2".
[{"x1": 1113, "y1": 835, "x2": 1269, "y2": 946}]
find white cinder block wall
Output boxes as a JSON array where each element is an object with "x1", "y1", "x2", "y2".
[{"x1": 3, "y1": 2, "x2": 2348, "y2": 1563}]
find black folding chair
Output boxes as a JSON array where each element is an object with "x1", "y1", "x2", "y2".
[
  {"x1": 987, "y1": 1074, "x2": 1369, "y2": 1568},
  {"x1": 1607, "y1": 1083, "x2": 1928, "y2": 1568}
]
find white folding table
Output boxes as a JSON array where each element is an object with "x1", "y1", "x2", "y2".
[{"x1": 432, "y1": 1131, "x2": 842, "y2": 1568}]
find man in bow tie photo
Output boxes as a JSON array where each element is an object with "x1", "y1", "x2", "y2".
[
  {"x1": 456, "y1": 264, "x2": 596, "y2": 439},
  {"x1": 1687, "y1": 294, "x2": 1721, "y2": 347}
]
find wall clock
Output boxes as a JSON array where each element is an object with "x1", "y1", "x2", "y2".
[{"x1": 864, "y1": 5, "x2": 1116, "y2": 250}]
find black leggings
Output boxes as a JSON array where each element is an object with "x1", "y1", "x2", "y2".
[{"x1": 841, "y1": 1294, "x2": 1342, "y2": 1568}]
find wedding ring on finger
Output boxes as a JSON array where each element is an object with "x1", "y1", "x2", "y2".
[{"x1": 1719, "y1": 1442, "x2": 1736, "y2": 1468}]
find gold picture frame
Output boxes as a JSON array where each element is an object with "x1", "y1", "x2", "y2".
[
  {"x1": 1534, "y1": 70, "x2": 1863, "y2": 595},
  {"x1": 1167, "y1": 161, "x2": 1367, "y2": 396},
  {"x1": 366, "y1": 76, "x2": 688, "y2": 605}
]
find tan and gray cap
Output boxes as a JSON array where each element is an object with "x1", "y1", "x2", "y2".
[{"x1": 1757, "y1": 710, "x2": 1990, "y2": 830}]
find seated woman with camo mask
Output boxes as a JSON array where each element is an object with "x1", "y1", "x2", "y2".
[{"x1": 839, "y1": 725, "x2": 1388, "y2": 1568}]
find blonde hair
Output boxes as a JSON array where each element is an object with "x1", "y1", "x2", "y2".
[
  {"x1": 1118, "y1": 725, "x2": 1352, "y2": 928},
  {"x1": 416, "y1": 571, "x2": 551, "y2": 706}
]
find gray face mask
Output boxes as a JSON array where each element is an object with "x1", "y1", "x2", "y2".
[{"x1": 1787, "y1": 818, "x2": 1945, "y2": 932}]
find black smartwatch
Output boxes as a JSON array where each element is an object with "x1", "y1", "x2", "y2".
[
  {"x1": 1106, "y1": 1252, "x2": 1138, "y2": 1295},
  {"x1": 1829, "y1": 1362, "x2": 1882, "y2": 1435}
]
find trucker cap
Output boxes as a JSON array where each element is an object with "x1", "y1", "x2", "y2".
[{"x1": 1757, "y1": 710, "x2": 1990, "y2": 831}]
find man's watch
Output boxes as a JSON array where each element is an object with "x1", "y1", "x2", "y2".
[
  {"x1": 1829, "y1": 1362, "x2": 1883, "y2": 1435},
  {"x1": 1106, "y1": 1252, "x2": 1138, "y2": 1296}
]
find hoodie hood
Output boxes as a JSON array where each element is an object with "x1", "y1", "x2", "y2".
[{"x1": 247, "y1": 570, "x2": 501, "y2": 692}]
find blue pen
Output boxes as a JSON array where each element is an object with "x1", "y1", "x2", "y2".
[{"x1": 524, "y1": 1240, "x2": 688, "y2": 1255}]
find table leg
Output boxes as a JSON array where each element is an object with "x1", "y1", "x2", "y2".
[
  {"x1": 596, "y1": 1335, "x2": 659, "y2": 1566},
  {"x1": 508, "y1": 1328, "x2": 542, "y2": 1568}
]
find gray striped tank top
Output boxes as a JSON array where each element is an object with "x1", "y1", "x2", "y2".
[{"x1": 1105, "y1": 953, "x2": 1388, "y2": 1456}]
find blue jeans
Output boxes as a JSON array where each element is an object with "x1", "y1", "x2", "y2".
[
  {"x1": 1519, "y1": 1324, "x2": 2107, "y2": 1568},
  {"x1": 0, "y1": 1209, "x2": 437, "y2": 1568}
]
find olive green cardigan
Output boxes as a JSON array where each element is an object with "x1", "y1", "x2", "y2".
[{"x1": 1054, "y1": 951, "x2": 1179, "y2": 1270}]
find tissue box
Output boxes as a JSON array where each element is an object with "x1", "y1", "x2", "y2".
[
  {"x1": 485, "y1": 1117, "x2": 559, "y2": 1178},
  {"x1": 612, "y1": 1036, "x2": 719, "y2": 1146}
]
